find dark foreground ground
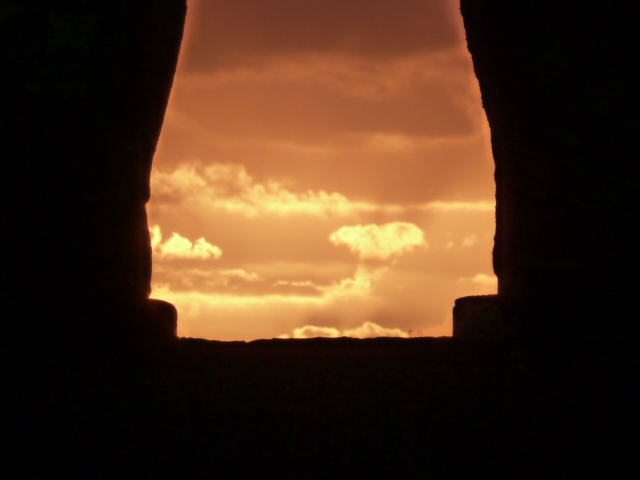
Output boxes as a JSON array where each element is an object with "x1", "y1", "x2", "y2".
[{"x1": 5, "y1": 337, "x2": 637, "y2": 478}]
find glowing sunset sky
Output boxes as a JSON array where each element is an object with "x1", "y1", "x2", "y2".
[{"x1": 147, "y1": 0, "x2": 496, "y2": 341}]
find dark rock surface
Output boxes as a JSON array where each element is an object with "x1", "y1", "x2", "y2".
[
  {"x1": 456, "y1": 1, "x2": 640, "y2": 344},
  {"x1": 6, "y1": 337, "x2": 637, "y2": 477},
  {"x1": 1, "y1": 0, "x2": 186, "y2": 349}
]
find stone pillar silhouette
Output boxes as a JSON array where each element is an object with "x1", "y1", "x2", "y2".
[
  {"x1": 455, "y1": 2, "x2": 639, "y2": 344},
  {"x1": 1, "y1": 1, "x2": 187, "y2": 351}
]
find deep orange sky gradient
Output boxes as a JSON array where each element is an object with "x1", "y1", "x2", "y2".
[{"x1": 148, "y1": 0, "x2": 496, "y2": 340}]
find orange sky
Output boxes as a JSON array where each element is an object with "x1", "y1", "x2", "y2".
[{"x1": 147, "y1": 0, "x2": 496, "y2": 341}]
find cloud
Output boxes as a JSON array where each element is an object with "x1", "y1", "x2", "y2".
[
  {"x1": 149, "y1": 225, "x2": 162, "y2": 249},
  {"x1": 286, "y1": 325, "x2": 340, "y2": 339},
  {"x1": 183, "y1": 0, "x2": 461, "y2": 72},
  {"x1": 219, "y1": 269, "x2": 262, "y2": 282},
  {"x1": 461, "y1": 234, "x2": 479, "y2": 247},
  {"x1": 150, "y1": 284, "x2": 329, "y2": 340},
  {"x1": 179, "y1": 50, "x2": 473, "y2": 104},
  {"x1": 458, "y1": 273, "x2": 498, "y2": 285},
  {"x1": 329, "y1": 222, "x2": 426, "y2": 261},
  {"x1": 278, "y1": 321, "x2": 407, "y2": 339},
  {"x1": 321, "y1": 265, "x2": 389, "y2": 298},
  {"x1": 418, "y1": 201, "x2": 495, "y2": 212},
  {"x1": 343, "y1": 322, "x2": 407, "y2": 338},
  {"x1": 152, "y1": 164, "x2": 354, "y2": 217},
  {"x1": 231, "y1": 222, "x2": 429, "y2": 304},
  {"x1": 345, "y1": 200, "x2": 496, "y2": 214},
  {"x1": 268, "y1": 264, "x2": 387, "y2": 298},
  {"x1": 273, "y1": 279, "x2": 322, "y2": 288},
  {"x1": 151, "y1": 266, "x2": 263, "y2": 294},
  {"x1": 248, "y1": 261, "x2": 355, "y2": 286},
  {"x1": 146, "y1": 1, "x2": 496, "y2": 343},
  {"x1": 151, "y1": 267, "x2": 230, "y2": 292},
  {"x1": 455, "y1": 273, "x2": 497, "y2": 297},
  {"x1": 150, "y1": 226, "x2": 222, "y2": 260},
  {"x1": 151, "y1": 163, "x2": 496, "y2": 219},
  {"x1": 310, "y1": 223, "x2": 427, "y2": 300}
]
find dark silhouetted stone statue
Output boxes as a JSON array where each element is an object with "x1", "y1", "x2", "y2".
[
  {"x1": 455, "y1": 2, "x2": 639, "y2": 347},
  {"x1": 1, "y1": 1, "x2": 187, "y2": 354}
]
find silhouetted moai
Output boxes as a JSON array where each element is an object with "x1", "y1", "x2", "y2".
[
  {"x1": 455, "y1": 2, "x2": 639, "y2": 346},
  {"x1": 1, "y1": 1, "x2": 187, "y2": 353}
]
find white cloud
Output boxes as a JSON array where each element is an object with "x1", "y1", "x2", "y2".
[
  {"x1": 461, "y1": 234, "x2": 479, "y2": 247},
  {"x1": 264, "y1": 222, "x2": 426, "y2": 301},
  {"x1": 321, "y1": 265, "x2": 388, "y2": 298},
  {"x1": 219, "y1": 269, "x2": 262, "y2": 282},
  {"x1": 286, "y1": 325, "x2": 341, "y2": 339},
  {"x1": 268, "y1": 223, "x2": 428, "y2": 302},
  {"x1": 151, "y1": 165, "x2": 208, "y2": 200},
  {"x1": 278, "y1": 321, "x2": 407, "y2": 339},
  {"x1": 150, "y1": 225, "x2": 162, "y2": 250},
  {"x1": 329, "y1": 222, "x2": 426, "y2": 261},
  {"x1": 271, "y1": 264, "x2": 387, "y2": 298},
  {"x1": 151, "y1": 163, "x2": 495, "y2": 218},
  {"x1": 150, "y1": 226, "x2": 222, "y2": 260},
  {"x1": 343, "y1": 322, "x2": 407, "y2": 338},
  {"x1": 458, "y1": 273, "x2": 497, "y2": 285},
  {"x1": 152, "y1": 164, "x2": 354, "y2": 217}
]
